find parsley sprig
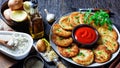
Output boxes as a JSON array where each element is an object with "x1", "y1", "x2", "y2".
[{"x1": 84, "y1": 10, "x2": 112, "y2": 30}]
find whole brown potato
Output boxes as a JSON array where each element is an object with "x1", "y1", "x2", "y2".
[
  {"x1": 8, "y1": 0, "x2": 23, "y2": 10},
  {"x1": 36, "y1": 39, "x2": 46, "y2": 52}
]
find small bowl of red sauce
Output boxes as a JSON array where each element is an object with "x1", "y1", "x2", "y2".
[{"x1": 72, "y1": 24, "x2": 99, "y2": 48}]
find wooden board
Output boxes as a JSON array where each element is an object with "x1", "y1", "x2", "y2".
[{"x1": 0, "y1": 53, "x2": 17, "y2": 68}]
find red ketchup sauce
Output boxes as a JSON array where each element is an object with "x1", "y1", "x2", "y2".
[{"x1": 75, "y1": 27, "x2": 97, "y2": 44}]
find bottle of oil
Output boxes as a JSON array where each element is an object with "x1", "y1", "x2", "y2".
[{"x1": 29, "y1": 0, "x2": 44, "y2": 39}]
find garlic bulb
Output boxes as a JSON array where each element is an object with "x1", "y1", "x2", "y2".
[{"x1": 44, "y1": 9, "x2": 55, "y2": 23}]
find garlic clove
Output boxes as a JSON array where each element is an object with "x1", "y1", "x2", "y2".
[
  {"x1": 46, "y1": 14, "x2": 55, "y2": 23},
  {"x1": 44, "y1": 9, "x2": 55, "y2": 23}
]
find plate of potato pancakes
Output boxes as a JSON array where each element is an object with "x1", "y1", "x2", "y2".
[{"x1": 49, "y1": 10, "x2": 120, "y2": 67}]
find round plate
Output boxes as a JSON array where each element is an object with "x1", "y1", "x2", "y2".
[{"x1": 49, "y1": 12, "x2": 120, "y2": 67}]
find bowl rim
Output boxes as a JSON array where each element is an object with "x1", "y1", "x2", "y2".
[
  {"x1": 72, "y1": 24, "x2": 99, "y2": 47},
  {"x1": 23, "y1": 55, "x2": 45, "y2": 68},
  {"x1": 0, "y1": 31, "x2": 33, "y2": 57}
]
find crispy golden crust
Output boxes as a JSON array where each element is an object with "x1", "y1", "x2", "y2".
[
  {"x1": 69, "y1": 12, "x2": 81, "y2": 27},
  {"x1": 89, "y1": 21, "x2": 100, "y2": 29},
  {"x1": 104, "y1": 41, "x2": 119, "y2": 53},
  {"x1": 94, "y1": 45, "x2": 111, "y2": 63},
  {"x1": 52, "y1": 23, "x2": 72, "y2": 37},
  {"x1": 57, "y1": 43, "x2": 79, "y2": 58},
  {"x1": 97, "y1": 35, "x2": 119, "y2": 53},
  {"x1": 59, "y1": 16, "x2": 74, "y2": 30},
  {"x1": 72, "y1": 48, "x2": 94, "y2": 66},
  {"x1": 78, "y1": 13, "x2": 85, "y2": 24},
  {"x1": 98, "y1": 27, "x2": 118, "y2": 40},
  {"x1": 51, "y1": 34, "x2": 73, "y2": 47}
]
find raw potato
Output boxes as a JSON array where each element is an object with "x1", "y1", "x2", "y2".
[
  {"x1": 36, "y1": 40, "x2": 46, "y2": 52},
  {"x1": 10, "y1": 10, "x2": 28, "y2": 22},
  {"x1": 3, "y1": 8, "x2": 12, "y2": 21},
  {"x1": 8, "y1": 0, "x2": 23, "y2": 10}
]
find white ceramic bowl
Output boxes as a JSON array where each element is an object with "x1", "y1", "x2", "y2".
[{"x1": 0, "y1": 31, "x2": 33, "y2": 60}]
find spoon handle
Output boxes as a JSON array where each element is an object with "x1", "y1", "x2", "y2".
[
  {"x1": 53, "y1": 58, "x2": 66, "y2": 68},
  {"x1": 56, "y1": 61, "x2": 66, "y2": 68},
  {"x1": 0, "y1": 39, "x2": 12, "y2": 48}
]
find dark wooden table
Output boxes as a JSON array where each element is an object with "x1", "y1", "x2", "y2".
[{"x1": 0, "y1": 0, "x2": 120, "y2": 68}]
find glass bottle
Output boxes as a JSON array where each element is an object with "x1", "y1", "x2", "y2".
[{"x1": 29, "y1": 0, "x2": 44, "y2": 39}]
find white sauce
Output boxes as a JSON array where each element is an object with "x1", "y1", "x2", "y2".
[{"x1": 0, "y1": 33, "x2": 29, "y2": 55}]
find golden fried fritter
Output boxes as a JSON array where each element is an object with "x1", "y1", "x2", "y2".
[
  {"x1": 59, "y1": 16, "x2": 74, "y2": 30},
  {"x1": 69, "y1": 12, "x2": 81, "y2": 27},
  {"x1": 78, "y1": 13, "x2": 85, "y2": 24},
  {"x1": 52, "y1": 23, "x2": 72, "y2": 37},
  {"x1": 98, "y1": 27, "x2": 118, "y2": 40},
  {"x1": 94, "y1": 45, "x2": 111, "y2": 63},
  {"x1": 57, "y1": 43, "x2": 79, "y2": 58},
  {"x1": 97, "y1": 35, "x2": 118, "y2": 53},
  {"x1": 52, "y1": 34, "x2": 73, "y2": 47},
  {"x1": 72, "y1": 48, "x2": 94, "y2": 66}
]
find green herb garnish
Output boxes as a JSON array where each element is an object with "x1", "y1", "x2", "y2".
[
  {"x1": 57, "y1": 29, "x2": 61, "y2": 32},
  {"x1": 67, "y1": 47, "x2": 71, "y2": 52},
  {"x1": 98, "y1": 51, "x2": 102, "y2": 54},
  {"x1": 84, "y1": 10, "x2": 112, "y2": 30},
  {"x1": 78, "y1": 52, "x2": 85, "y2": 57},
  {"x1": 84, "y1": 10, "x2": 92, "y2": 24}
]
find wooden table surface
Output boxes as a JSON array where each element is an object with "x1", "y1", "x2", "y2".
[{"x1": 0, "y1": 0, "x2": 120, "y2": 68}]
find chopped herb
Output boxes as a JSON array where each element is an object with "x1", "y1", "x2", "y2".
[
  {"x1": 84, "y1": 10, "x2": 92, "y2": 24},
  {"x1": 75, "y1": 19, "x2": 79, "y2": 23},
  {"x1": 70, "y1": 24, "x2": 73, "y2": 27},
  {"x1": 75, "y1": 16, "x2": 79, "y2": 19},
  {"x1": 103, "y1": 32, "x2": 106, "y2": 34},
  {"x1": 78, "y1": 52, "x2": 85, "y2": 57},
  {"x1": 104, "y1": 39, "x2": 107, "y2": 42},
  {"x1": 113, "y1": 44, "x2": 116, "y2": 46},
  {"x1": 61, "y1": 23, "x2": 65, "y2": 27},
  {"x1": 57, "y1": 29, "x2": 61, "y2": 32},
  {"x1": 67, "y1": 47, "x2": 71, "y2": 52},
  {"x1": 98, "y1": 51, "x2": 102, "y2": 54},
  {"x1": 68, "y1": 18, "x2": 70, "y2": 21}
]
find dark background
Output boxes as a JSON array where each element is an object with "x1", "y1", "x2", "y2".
[{"x1": 0, "y1": 0, "x2": 120, "y2": 68}]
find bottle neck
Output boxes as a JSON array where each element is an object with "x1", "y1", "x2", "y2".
[
  {"x1": 30, "y1": 6, "x2": 37, "y2": 14},
  {"x1": 30, "y1": 0, "x2": 38, "y2": 15}
]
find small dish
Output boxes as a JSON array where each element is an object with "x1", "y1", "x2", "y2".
[
  {"x1": 23, "y1": 55, "x2": 44, "y2": 68},
  {"x1": 0, "y1": 31, "x2": 33, "y2": 60},
  {"x1": 72, "y1": 24, "x2": 99, "y2": 48}
]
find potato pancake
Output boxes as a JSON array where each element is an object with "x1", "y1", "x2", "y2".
[
  {"x1": 69, "y1": 12, "x2": 81, "y2": 27},
  {"x1": 72, "y1": 48, "x2": 94, "y2": 66},
  {"x1": 97, "y1": 35, "x2": 118, "y2": 53},
  {"x1": 52, "y1": 34, "x2": 73, "y2": 47},
  {"x1": 59, "y1": 16, "x2": 74, "y2": 30},
  {"x1": 98, "y1": 27, "x2": 118, "y2": 40},
  {"x1": 94, "y1": 45, "x2": 111, "y2": 63},
  {"x1": 52, "y1": 23, "x2": 72, "y2": 37},
  {"x1": 57, "y1": 43, "x2": 79, "y2": 58}
]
